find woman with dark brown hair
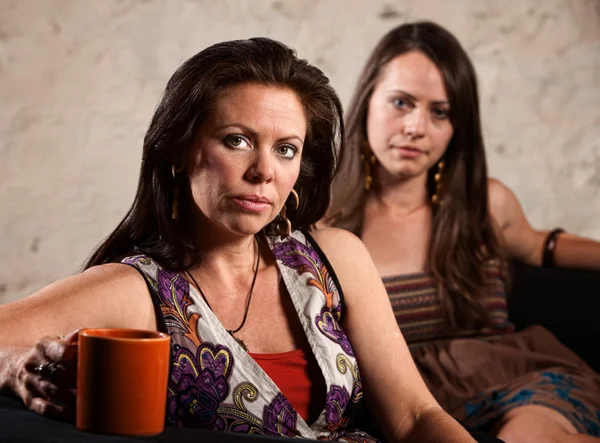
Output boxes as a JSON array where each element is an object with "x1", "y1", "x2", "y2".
[
  {"x1": 329, "y1": 21, "x2": 600, "y2": 443},
  {"x1": 0, "y1": 37, "x2": 479, "y2": 442}
]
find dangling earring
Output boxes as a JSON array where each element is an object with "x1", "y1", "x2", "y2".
[
  {"x1": 276, "y1": 189, "x2": 298, "y2": 239},
  {"x1": 431, "y1": 160, "x2": 445, "y2": 205},
  {"x1": 171, "y1": 165, "x2": 179, "y2": 220},
  {"x1": 277, "y1": 205, "x2": 292, "y2": 239},
  {"x1": 290, "y1": 189, "x2": 299, "y2": 210},
  {"x1": 360, "y1": 142, "x2": 377, "y2": 191}
]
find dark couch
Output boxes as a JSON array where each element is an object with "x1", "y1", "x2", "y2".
[{"x1": 508, "y1": 261, "x2": 600, "y2": 373}]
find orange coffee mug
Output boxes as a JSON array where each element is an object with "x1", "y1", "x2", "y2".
[{"x1": 76, "y1": 329, "x2": 171, "y2": 436}]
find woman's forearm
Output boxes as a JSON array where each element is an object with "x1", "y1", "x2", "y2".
[
  {"x1": 400, "y1": 407, "x2": 476, "y2": 443},
  {"x1": 553, "y1": 233, "x2": 600, "y2": 271}
]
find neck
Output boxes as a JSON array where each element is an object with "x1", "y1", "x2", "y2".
[
  {"x1": 189, "y1": 217, "x2": 261, "y2": 282},
  {"x1": 369, "y1": 167, "x2": 430, "y2": 216},
  {"x1": 189, "y1": 234, "x2": 262, "y2": 303},
  {"x1": 200, "y1": 235, "x2": 258, "y2": 270}
]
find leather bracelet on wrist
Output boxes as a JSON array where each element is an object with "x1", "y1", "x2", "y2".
[{"x1": 542, "y1": 228, "x2": 565, "y2": 268}]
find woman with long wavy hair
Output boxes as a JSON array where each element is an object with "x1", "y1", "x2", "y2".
[{"x1": 329, "y1": 21, "x2": 600, "y2": 443}]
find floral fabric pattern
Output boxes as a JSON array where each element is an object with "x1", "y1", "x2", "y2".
[
  {"x1": 272, "y1": 237, "x2": 336, "y2": 308},
  {"x1": 168, "y1": 343, "x2": 233, "y2": 428},
  {"x1": 123, "y1": 230, "x2": 378, "y2": 441},
  {"x1": 324, "y1": 386, "x2": 350, "y2": 432},
  {"x1": 315, "y1": 307, "x2": 354, "y2": 357},
  {"x1": 263, "y1": 393, "x2": 299, "y2": 437},
  {"x1": 272, "y1": 237, "x2": 354, "y2": 356}
]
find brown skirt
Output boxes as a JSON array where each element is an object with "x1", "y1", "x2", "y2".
[{"x1": 410, "y1": 325, "x2": 600, "y2": 435}]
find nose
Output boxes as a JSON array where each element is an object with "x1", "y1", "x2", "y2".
[
  {"x1": 403, "y1": 107, "x2": 426, "y2": 140},
  {"x1": 245, "y1": 147, "x2": 274, "y2": 183}
]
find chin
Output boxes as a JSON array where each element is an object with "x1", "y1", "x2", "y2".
[
  {"x1": 391, "y1": 167, "x2": 425, "y2": 180},
  {"x1": 226, "y1": 217, "x2": 272, "y2": 237},
  {"x1": 381, "y1": 159, "x2": 423, "y2": 178}
]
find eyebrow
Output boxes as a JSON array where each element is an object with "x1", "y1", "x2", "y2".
[
  {"x1": 389, "y1": 89, "x2": 449, "y2": 106},
  {"x1": 214, "y1": 123, "x2": 304, "y2": 144}
]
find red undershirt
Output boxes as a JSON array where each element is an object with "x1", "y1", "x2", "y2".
[{"x1": 250, "y1": 348, "x2": 326, "y2": 423}]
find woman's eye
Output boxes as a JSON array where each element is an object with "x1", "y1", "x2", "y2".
[
  {"x1": 392, "y1": 98, "x2": 409, "y2": 109},
  {"x1": 432, "y1": 108, "x2": 450, "y2": 120},
  {"x1": 277, "y1": 145, "x2": 297, "y2": 159},
  {"x1": 224, "y1": 135, "x2": 249, "y2": 149}
]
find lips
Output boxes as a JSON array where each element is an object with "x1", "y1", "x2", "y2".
[
  {"x1": 393, "y1": 145, "x2": 422, "y2": 153},
  {"x1": 391, "y1": 145, "x2": 425, "y2": 159},
  {"x1": 235, "y1": 194, "x2": 271, "y2": 205},
  {"x1": 231, "y1": 194, "x2": 272, "y2": 213}
]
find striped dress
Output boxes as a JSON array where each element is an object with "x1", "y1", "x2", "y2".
[
  {"x1": 384, "y1": 263, "x2": 600, "y2": 436},
  {"x1": 384, "y1": 262, "x2": 514, "y2": 346}
]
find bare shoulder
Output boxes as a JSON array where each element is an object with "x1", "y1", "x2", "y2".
[
  {"x1": 488, "y1": 178, "x2": 515, "y2": 211},
  {"x1": 0, "y1": 263, "x2": 155, "y2": 346},
  {"x1": 17, "y1": 262, "x2": 147, "y2": 303},
  {"x1": 80, "y1": 262, "x2": 147, "y2": 283},
  {"x1": 309, "y1": 226, "x2": 364, "y2": 250},
  {"x1": 50, "y1": 262, "x2": 149, "y2": 300},
  {"x1": 308, "y1": 227, "x2": 372, "y2": 268},
  {"x1": 308, "y1": 227, "x2": 380, "y2": 297},
  {"x1": 488, "y1": 178, "x2": 523, "y2": 230}
]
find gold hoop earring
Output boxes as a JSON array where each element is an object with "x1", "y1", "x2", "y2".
[
  {"x1": 360, "y1": 143, "x2": 377, "y2": 191},
  {"x1": 289, "y1": 189, "x2": 299, "y2": 210},
  {"x1": 431, "y1": 160, "x2": 445, "y2": 205},
  {"x1": 171, "y1": 165, "x2": 179, "y2": 220}
]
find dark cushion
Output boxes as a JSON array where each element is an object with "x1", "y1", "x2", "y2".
[{"x1": 508, "y1": 261, "x2": 600, "y2": 373}]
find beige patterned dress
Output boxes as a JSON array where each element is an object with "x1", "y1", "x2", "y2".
[{"x1": 384, "y1": 264, "x2": 600, "y2": 435}]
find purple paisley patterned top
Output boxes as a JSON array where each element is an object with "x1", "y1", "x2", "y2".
[{"x1": 123, "y1": 230, "x2": 379, "y2": 441}]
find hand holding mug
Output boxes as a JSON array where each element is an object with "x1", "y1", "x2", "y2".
[{"x1": 12, "y1": 330, "x2": 79, "y2": 420}]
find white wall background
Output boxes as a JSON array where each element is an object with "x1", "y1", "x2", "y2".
[{"x1": 1, "y1": 0, "x2": 599, "y2": 304}]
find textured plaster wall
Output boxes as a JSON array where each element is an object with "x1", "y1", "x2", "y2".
[{"x1": 1, "y1": 0, "x2": 599, "y2": 304}]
